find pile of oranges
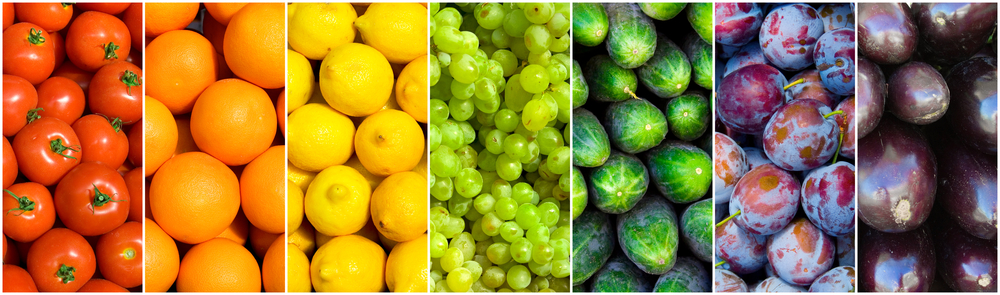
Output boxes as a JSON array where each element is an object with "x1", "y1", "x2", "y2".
[
  {"x1": 3, "y1": 2, "x2": 143, "y2": 292},
  {"x1": 142, "y1": 2, "x2": 285, "y2": 292}
]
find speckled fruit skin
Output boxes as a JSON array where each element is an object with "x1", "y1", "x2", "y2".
[
  {"x1": 714, "y1": 268, "x2": 749, "y2": 292},
  {"x1": 809, "y1": 266, "x2": 857, "y2": 292},
  {"x1": 730, "y1": 164, "x2": 801, "y2": 235},
  {"x1": 766, "y1": 218, "x2": 835, "y2": 286},
  {"x1": 758, "y1": 4, "x2": 825, "y2": 71},
  {"x1": 590, "y1": 254, "x2": 651, "y2": 292},
  {"x1": 646, "y1": 141, "x2": 711, "y2": 204},
  {"x1": 572, "y1": 209, "x2": 615, "y2": 286},
  {"x1": 714, "y1": 3, "x2": 763, "y2": 46},
  {"x1": 742, "y1": 147, "x2": 772, "y2": 171},
  {"x1": 932, "y1": 215, "x2": 998, "y2": 292},
  {"x1": 652, "y1": 257, "x2": 710, "y2": 292},
  {"x1": 887, "y1": 61, "x2": 951, "y2": 125},
  {"x1": 801, "y1": 162, "x2": 856, "y2": 237},
  {"x1": 762, "y1": 99, "x2": 840, "y2": 171},
  {"x1": 723, "y1": 36, "x2": 770, "y2": 77},
  {"x1": 932, "y1": 135, "x2": 997, "y2": 240},
  {"x1": 945, "y1": 56, "x2": 997, "y2": 154},
  {"x1": 715, "y1": 217, "x2": 767, "y2": 274},
  {"x1": 588, "y1": 151, "x2": 649, "y2": 214},
  {"x1": 834, "y1": 96, "x2": 856, "y2": 159},
  {"x1": 785, "y1": 69, "x2": 840, "y2": 109},
  {"x1": 859, "y1": 225, "x2": 936, "y2": 292},
  {"x1": 713, "y1": 132, "x2": 747, "y2": 204},
  {"x1": 605, "y1": 97, "x2": 668, "y2": 154},
  {"x1": 604, "y1": 3, "x2": 657, "y2": 69},
  {"x1": 856, "y1": 57, "x2": 885, "y2": 138},
  {"x1": 717, "y1": 64, "x2": 787, "y2": 134},
  {"x1": 857, "y1": 116, "x2": 937, "y2": 233},
  {"x1": 835, "y1": 234, "x2": 854, "y2": 267},
  {"x1": 913, "y1": 3, "x2": 998, "y2": 66},
  {"x1": 814, "y1": 28, "x2": 856, "y2": 96},
  {"x1": 616, "y1": 197, "x2": 679, "y2": 275},
  {"x1": 680, "y1": 199, "x2": 712, "y2": 263},
  {"x1": 818, "y1": 3, "x2": 855, "y2": 31},
  {"x1": 857, "y1": 3, "x2": 918, "y2": 65},
  {"x1": 756, "y1": 276, "x2": 807, "y2": 292}
]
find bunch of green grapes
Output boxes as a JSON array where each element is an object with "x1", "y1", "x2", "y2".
[{"x1": 427, "y1": 2, "x2": 573, "y2": 293}]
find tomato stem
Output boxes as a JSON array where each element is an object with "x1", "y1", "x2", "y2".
[
  {"x1": 715, "y1": 209, "x2": 740, "y2": 227},
  {"x1": 102, "y1": 42, "x2": 120, "y2": 60},
  {"x1": 49, "y1": 138, "x2": 80, "y2": 160},
  {"x1": 61, "y1": 3, "x2": 71, "y2": 8},
  {"x1": 90, "y1": 184, "x2": 124, "y2": 214},
  {"x1": 27, "y1": 28, "x2": 46, "y2": 45},
  {"x1": 120, "y1": 70, "x2": 141, "y2": 96},
  {"x1": 26, "y1": 107, "x2": 43, "y2": 124},
  {"x1": 109, "y1": 117, "x2": 124, "y2": 133},
  {"x1": 56, "y1": 264, "x2": 76, "y2": 284},
  {"x1": 4, "y1": 189, "x2": 36, "y2": 216}
]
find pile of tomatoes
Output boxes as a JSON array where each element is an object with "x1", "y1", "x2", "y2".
[{"x1": 2, "y1": 3, "x2": 143, "y2": 292}]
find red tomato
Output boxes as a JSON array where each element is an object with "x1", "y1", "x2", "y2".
[
  {"x1": 123, "y1": 168, "x2": 143, "y2": 222},
  {"x1": 3, "y1": 236, "x2": 19, "y2": 265},
  {"x1": 36, "y1": 76, "x2": 86, "y2": 125},
  {"x1": 27, "y1": 228, "x2": 96, "y2": 292},
  {"x1": 88, "y1": 61, "x2": 143, "y2": 124},
  {"x1": 13, "y1": 3, "x2": 73, "y2": 32},
  {"x1": 50, "y1": 31, "x2": 66, "y2": 69},
  {"x1": 125, "y1": 46, "x2": 142, "y2": 65},
  {"x1": 71, "y1": 114, "x2": 129, "y2": 170},
  {"x1": 2, "y1": 182, "x2": 56, "y2": 242},
  {"x1": 11, "y1": 117, "x2": 82, "y2": 186},
  {"x1": 54, "y1": 162, "x2": 130, "y2": 236},
  {"x1": 2, "y1": 3, "x2": 13, "y2": 31},
  {"x1": 51, "y1": 61, "x2": 95, "y2": 94},
  {"x1": 78, "y1": 278, "x2": 129, "y2": 292},
  {"x1": 127, "y1": 119, "x2": 143, "y2": 167},
  {"x1": 65, "y1": 11, "x2": 131, "y2": 72},
  {"x1": 74, "y1": 3, "x2": 129, "y2": 15},
  {"x1": 96, "y1": 221, "x2": 142, "y2": 288},
  {"x1": 3, "y1": 264, "x2": 39, "y2": 292},
  {"x1": 122, "y1": 3, "x2": 143, "y2": 51},
  {"x1": 2, "y1": 23, "x2": 56, "y2": 84},
  {"x1": 2, "y1": 137, "x2": 16, "y2": 189},
  {"x1": 3, "y1": 75, "x2": 39, "y2": 137}
]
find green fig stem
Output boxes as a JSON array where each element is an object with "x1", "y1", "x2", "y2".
[
  {"x1": 716, "y1": 210, "x2": 740, "y2": 227},
  {"x1": 784, "y1": 78, "x2": 805, "y2": 90}
]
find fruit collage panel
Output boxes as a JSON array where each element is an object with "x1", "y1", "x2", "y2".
[
  {"x1": 287, "y1": 2, "x2": 429, "y2": 293},
  {"x1": 572, "y1": 3, "x2": 713, "y2": 293},
  {"x1": 855, "y1": 3, "x2": 997, "y2": 292},
  {"x1": 714, "y1": 3, "x2": 857, "y2": 292},
  {"x1": 143, "y1": 2, "x2": 286, "y2": 292},
  {"x1": 3, "y1": 2, "x2": 144, "y2": 293}
]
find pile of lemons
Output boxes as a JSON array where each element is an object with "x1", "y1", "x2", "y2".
[{"x1": 285, "y1": 3, "x2": 429, "y2": 292}]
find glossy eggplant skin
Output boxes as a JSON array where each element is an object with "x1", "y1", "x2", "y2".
[
  {"x1": 932, "y1": 213, "x2": 998, "y2": 292},
  {"x1": 931, "y1": 133, "x2": 998, "y2": 240},
  {"x1": 886, "y1": 61, "x2": 950, "y2": 125},
  {"x1": 913, "y1": 3, "x2": 998, "y2": 66},
  {"x1": 859, "y1": 225, "x2": 936, "y2": 292},
  {"x1": 856, "y1": 57, "x2": 886, "y2": 138},
  {"x1": 857, "y1": 116, "x2": 937, "y2": 233},
  {"x1": 858, "y1": 3, "x2": 918, "y2": 65},
  {"x1": 945, "y1": 56, "x2": 998, "y2": 155}
]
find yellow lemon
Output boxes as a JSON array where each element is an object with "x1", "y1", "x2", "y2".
[
  {"x1": 287, "y1": 180, "x2": 304, "y2": 233},
  {"x1": 355, "y1": 110, "x2": 425, "y2": 176},
  {"x1": 386, "y1": 234, "x2": 428, "y2": 292},
  {"x1": 319, "y1": 43, "x2": 393, "y2": 117},
  {"x1": 311, "y1": 235, "x2": 386, "y2": 292},
  {"x1": 288, "y1": 244, "x2": 312, "y2": 292},
  {"x1": 288, "y1": 3, "x2": 357, "y2": 60},
  {"x1": 305, "y1": 165, "x2": 371, "y2": 237},
  {"x1": 411, "y1": 151, "x2": 428, "y2": 179},
  {"x1": 371, "y1": 171, "x2": 427, "y2": 243},
  {"x1": 395, "y1": 55, "x2": 429, "y2": 123},
  {"x1": 288, "y1": 219, "x2": 316, "y2": 257},
  {"x1": 344, "y1": 155, "x2": 386, "y2": 190},
  {"x1": 287, "y1": 49, "x2": 314, "y2": 113},
  {"x1": 288, "y1": 103, "x2": 355, "y2": 172},
  {"x1": 354, "y1": 3, "x2": 428, "y2": 64},
  {"x1": 287, "y1": 162, "x2": 317, "y2": 193}
]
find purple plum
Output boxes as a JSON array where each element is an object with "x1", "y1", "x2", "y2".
[
  {"x1": 818, "y1": 3, "x2": 855, "y2": 32},
  {"x1": 833, "y1": 96, "x2": 856, "y2": 159},
  {"x1": 887, "y1": 61, "x2": 950, "y2": 125},
  {"x1": 714, "y1": 132, "x2": 748, "y2": 204},
  {"x1": 809, "y1": 266, "x2": 856, "y2": 292},
  {"x1": 859, "y1": 225, "x2": 936, "y2": 292},
  {"x1": 717, "y1": 64, "x2": 787, "y2": 134},
  {"x1": 762, "y1": 99, "x2": 840, "y2": 171},
  {"x1": 723, "y1": 41, "x2": 770, "y2": 77},
  {"x1": 714, "y1": 269, "x2": 749, "y2": 292},
  {"x1": 913, "y1": 3, "x2": 998, "y2": 66},
  {"x1": 856, "y1": 57, "x2": 885, "y2": 138},
  {"x1": 945, "y1": 56, "x2": 997, "y2": 154},
  {"x1": 758, "y1": 4, "x2": 825, "y2": 71},
  {"x1": 858, "y1": 3, "x2": 918, "y2": 65},
  {"x1": 801, "y1": 162, "x2": 856, "y2": 237},
  {"x1": 729, "y1": 164, "x2": 801, "y2": 235},
  {"x1": 766, "y1": 218, "x2": 836, "y2": 286},
  {"x1": 715, "y1": 218, "x2": 767, "y2": 275},
  {"x1": 814, "y1": 28, "x2": 856, "y2": 96},
  {"x1": 756, "y1": 276, "x2": 806, "y2": 292},
  {"x1": 835, "y1": 234, "x2": 854, "y2": 267},
  {"x1": 741, "y1": 147, "x2": 772, "y2": 171},
  {"x1": 714, "y1": 3, "x2": 763, "y2": 46},
  {"x1": 785, "y1": 69, "x2": 840, "y2": 109}
]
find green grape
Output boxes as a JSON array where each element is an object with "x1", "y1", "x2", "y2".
[
  {"x1": 474, "y1": 250, "x2": 492, "y2": 264},
  {"x1": 435, "y1": 7, "x2": 463, "y2": 28},
  {"x1": 493, "y1": 109, "x2": 519, "y2": 133},
  {"x1": 535, "y1": 127, "x2": 563, "y2": 155},
  {"x1": 457, "y1": 121, "x2": 477, "y2": 145},
  {"x1": 474, "y1": 193, "x2": 497, "y2": 214},
  {"x1": 523, "y1": 25, "x2": 552, "y2": 54},
  {"x1": 482, "y1": 266, "x2": 507, "y2": 288},
  {"x1": 523, "y1": 154, "x2": 541, "y2": 173},
  {"x1": 495, "y1": 153, "x2": 522, "y2": 181},
  {"x1": 558, "y1": 209, "x2": 571, "y2": 227},
  {"x1": 450, "y1": 80, "x2": 475, "y2": 100},
  {"x1": 521, "y1": 99, "x2": 551, "y2": 132},
  {"x1": 504, "y1": 75, "x2": 532, "y2": 112},
  {"x1": 470, "y1": 218, "x2": 490, "y2": 241},
  {"x1": 514, "y1": 123, "x2": 539, "y2": 140},
  {"x1": 509, "y1": 37, "x2": 528, "y2": 61},
  {"x1": 527, "y1": 260, "x2": 551, "y2": 276},
  {"x1": 481, "y1": 212, "x2": 503, "y2": 236},
  {"x1": 494, "y1": 197, "x2": 518, "y2": 220},
  {"x1": 459, "y1": 31, "x2": 480, "y2": 55},
  {"x1": 546, "y1": 63, "x2": 567, "y2": 83},
  {"x1": 429, "y1": 99, "x2": 450, "y2": 126},
  {"x1": 510, "y1": 237, "x2": 533, "y2": 264},
  {"x1": 429, "y1": 2, "x2": 440, "y2": 15},
  {"x1": 492, "y1": 179, "x2": 512, "y2": 199},
  {"x1": 459, "y1": 10, "x2": 479, "y2": 31},
  {"x1": 439, "y1": 120, "x2": 463, "y2": 150},
  {"x1": 532, "y1": 241, "x2": 554, "y2": 264},
  {"x1": 551, "y1": 226, "x2": 570, "y2": 243},
  {"x1": 455, "y1": 145, "x2": 478, "y2": 170},
  {"x1": 473, "y1": 93, "x2": 501, "y2": 113},
  {"x1": 430, "y1": 232, "x2": 448, "y2": 258},
  {"x1": 540, "y1": 90, "x2": 559, "y2": 118},
  {"x1": 441, "y1": 247, "x2": 464, "y2": 272},
  {"x1": 449, "y1": 53, "x2": 481, "y2": 84},
  {"x1": 446, "y1": 267, "x2": 473, "y2": 292},
  {"x1": 455, "y1": 168, "x2": 483, "y2": 198},
  {"x1": 546, "y1": 12, "x2": 570, "y2": 36},
  {"x1": 430, "y1": 269, "x2": 443, "y2": 283},
  {"x1": 482, "y1": 59, "x2": 505, "y2": 82},
  {"x1": 486, "y1": 242, "x2": 512, "y2": 265},
  {"x1": 507, "y1": 265, "x2": 532, "y2": 290},
  {"x1": 511, "y1": 182, "x2": 534, "y2": 204},
  {"x1": 477, "y1": 124, "x2": 495, "y2": 146},
  {"x1": 472, "y1": 48, "x2": 489, "y2": 64},
  {"x1": 429, "y1": 54, "x2": 441, "y2": 86},
  {"x1": 550, "y1": 259, "x2": 570, "y2": 278},
  {"x1": 520, "y1": 140, "x2": 540, "y2": 164},
  {"x1": 515, "y1": 203, "x2": 541, "y2": 229},
  {"x1": 473, "y1": 3, "x2": 505, "y2": 29},
  {"x1": 476, "y1": 109, "x2": 497, "y2": 127},
  {"x1": 534, "y1": 178, "x2": 556, "y2": 200},
  {"x1": 527, "y1": 50, "x2": 551, "y2": 66},
  {"x1": 547, "y1": 146, "x2": 570, "y2": 174},
  {"x1": 463, "y1": 261, "x2": 483, "y2": 282},
  {"x1": 549, "y1": 33, "x2": 570, "y2": 53},
  {"x1": 430, "y1": 146, "x2": 459, "y2": 178},
  {"x1": 484, "y1": 129, "x2": 506, "y2": 154},
  {"x1": 430, "y1": 199, "x2": 446, "y2": 211},
  {"x1": 474, "y1": 78, "x2": 497, "y2": 101},
  {"x1": 532, "y1": 276, "x2": 550, "y2": 291},
  {"x1": 499, "y1": 221, "x2": 524, "y2": 242},
  {"x1": 477, "y1": 150, "x2": 498, "y2": 171},
  {"x1": 480, "y1": 44, "x2": 498, "y2": 59},
  {"x1": 538, "y1": 201, "x2": 560, "y2": 227},
  {"x1": 434, "y1": 26, "x2": 465, "y2": 53},
  {"x1": 558, "y1": 172, "x2": 569, "y2": 192},
  {"x1": 525, "y1": 224, "x2": 550, "y2": 245},
  {"x1": 442, "y1": 215, "x2": 466, "y2": 238},
  {"x1": 429, "y1": 124, "x2": 442, "y2": 151},
  {"x1": 448, "y1": 195, "x2": 473, "y2": 217},
  {"x1": 519, "y1": 65, "x2": 550, "y2": 94},
  {"x1": 449, "y1": 97, "x2": 475, "y2": 122},
  {"x1": 502, "y1": 133, "x2": 528, "y2": 158},
  {"x1": 491, "y1": 50, "x2": 518, "y2": 77},
  {"x1": 474, "y1": 27, "x2": 493, "y2": 46},
  {"x1": 491, "y1": 28, "x2": 511, "y2": 49},
  {"x1": 470, "y1": 281, "x2": 492, "y2": 292},
  {"x1": 430, "y1": 176, "x2": 453, "y2": 201},
  {"x1": 550, "y1": 238, "x2": 569, "y2": 260},
  {"x1": 523, "y1": 3, "x2": 554, "y2": 24},
  {"x1": 502, "y1": 9, "x2": 530, "y2": 37},
  {"x1": 435, "y1": 280, "x2": 450, "y2": 292},
  {"x1": 437, "y1": 51, "x2": 452, "y2": 68},
  {"x1": 549, "y1": 80, "x2": 570, "y2": 110}
]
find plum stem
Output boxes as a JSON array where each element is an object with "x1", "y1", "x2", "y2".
[
  {"x1": 714, "y1": 260, "x2": 726, "y2": 267},
  {"x1": 783, "y1": 78, "x2": 805, "y2": 90},
  {"x1": 823, "y1": 110, "x2": 844, "y2": 119},
  {"x1": 715, "y1": 210, "x2": 740, "y2": 227}
]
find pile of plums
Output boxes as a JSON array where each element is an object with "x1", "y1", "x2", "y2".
[
  {"x1": 855, "y1": 2, "x2": 998, "y2": 292},
  {"x1": 713, "y1": 3, "x2": 858, "y2": 292}
]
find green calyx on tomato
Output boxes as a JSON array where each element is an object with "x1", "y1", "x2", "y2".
[
  {"x1": 48, "y1": 138, "x2": 80, "y2": 159},
  {"x1": 101, "y1": 42, "x2": 120, "y2": 60},
  {"x1": 56, "y1": 264, "x2": 77, "y2": 284},
  {"x1": 90, "y1": 184, "x2": 124, "y2": 213},
  {"x1": 109, "y1": 117, "x2": 124, "y2": 133},
  {"x1": 4, "y1": 189, "x2": 36, "y2": 216},
  {"x1": 119, "y1": 70, "x2": 141, "y2": 95},
  {"x1": 28, "y1": 28, "x2": 46, "y2": 45},
  {"x1": 26, "y1": 107, "x2": 43, "y2": 124},
  {"x1": 61, "y1": 3, "x2": 72, "y2": 8},
  {"x1": 122, "y1": 247, "x2": 136, "y2": 260}
]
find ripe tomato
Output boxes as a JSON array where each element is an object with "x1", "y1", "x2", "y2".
[
  {"x1": 123, "y1": 3, "x2": 143, "y2": 51},
  {"x1": 2, "y1": 182, "x2": 56, "y2": 242},
  {"x1": 51, "y1": 61, "x2": 95, "y2": 94},
  {"x1": 123, "y1": 168, "x2": 143, "y2": 222},
  {"x1": 2, "y1": 23, "x2": 56, "y2": 84},
  {"x1": 74, "y1": 3, "x2": 129, "y2": 15},
  {"x1": 54, "y1": 162, "x2": 130, "y2": 236},
  {"x1": 12, "y1": 117, "x2": 82, "y2": 186},
  {"x1": 127, "y1": 119, "x2": 143, "y2": 167},
  {"x1": 77, "y1": 278, "x2": 129, "y2": 292},
  {"x1": 27, "y1": 228, "x2": 96, "y2": 292},
  {"x1": 2, "y1": 137, "x2": 16, "y2": 189},
  {"x1": 3, "y1": 264, "x2": 39, "y2": 292},
  {"x1": 50, "y1": 31, "x2": 66, "y2": 69},
  {"x1": 3, "y1": 74, "x2": 39, "y2": 137},
  {"x1": 36, "y1": 76, "x2": 86, "y2": 125},
  {"x1": 65, "y1": 11, "x2": 131, "y2": 72},
  {"x1": 13, "y1": 3, "x2": 73, "y2": 32},
  {"x1": 2, "y1": 3, "x2": 13, "y2": 31},
  {"x1": 71, "y1": 114, "x2": 129, "y2": 170},
  {"x1": 88, "y1": 61, "x2": 143, "y2": 124},
  {"x1": 96, "y1": 221, "x2": 142, "y2": 288}
]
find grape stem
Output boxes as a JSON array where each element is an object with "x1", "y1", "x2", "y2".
[
  {"x1": 715, "y1": 210, "x2": 740, "y2": 227},
  {"x1": 783, "y1": 78, "x2": 805, "y2": 91}
]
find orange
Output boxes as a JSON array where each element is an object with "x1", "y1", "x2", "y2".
[
  {"x1": 250, "y1": 224, "x2": 281, "y2": 258},
  {"x1": 177, "y1": 238, "x2": 261, "y2": 292},
  {"x1": 224, "y1": 3, "x2": 284, "y2": 89},
  {"x1": 172, "y1": 117, "x2": 199, "y2": 156},
  {"x1": 190, "y1": 79, "x2": 277, "y2": 166},
  {"x1": 262, "y1": 234, "x2": 286, "y2": 292},
  {"x1": 241, "y1": 145, "x2": 285, "y2": 234},
  {"x1": 277, "y1": 90, "x2": 286, "y2": 135},
  {"x1": 216, "y1": 209, "x2": 249, "y2": 245},
  {"x1": 204, "y1": 3, "x2": 248, "y2": 26},
  {"x1": 149, "y1": 152, "x2": 240, "y2": 244},
  {"x1": 144, "y1": 96, "x2": 177, "y2": 177},
  {"x1": 355, "y1": 110, "x2": 425, "y2": 176},
  {"x1": 145, "y1": 219, "x2": 179, "y2": 292},
  {"x1": 145, "y1": 3, "x2": 200, "y2": 38},
  {"x1": 145, "y1": 30, "x2": 219, "y2": 115},
  {"x1": 201, "y1": 10, "x2": 227, "y2": 58}
]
